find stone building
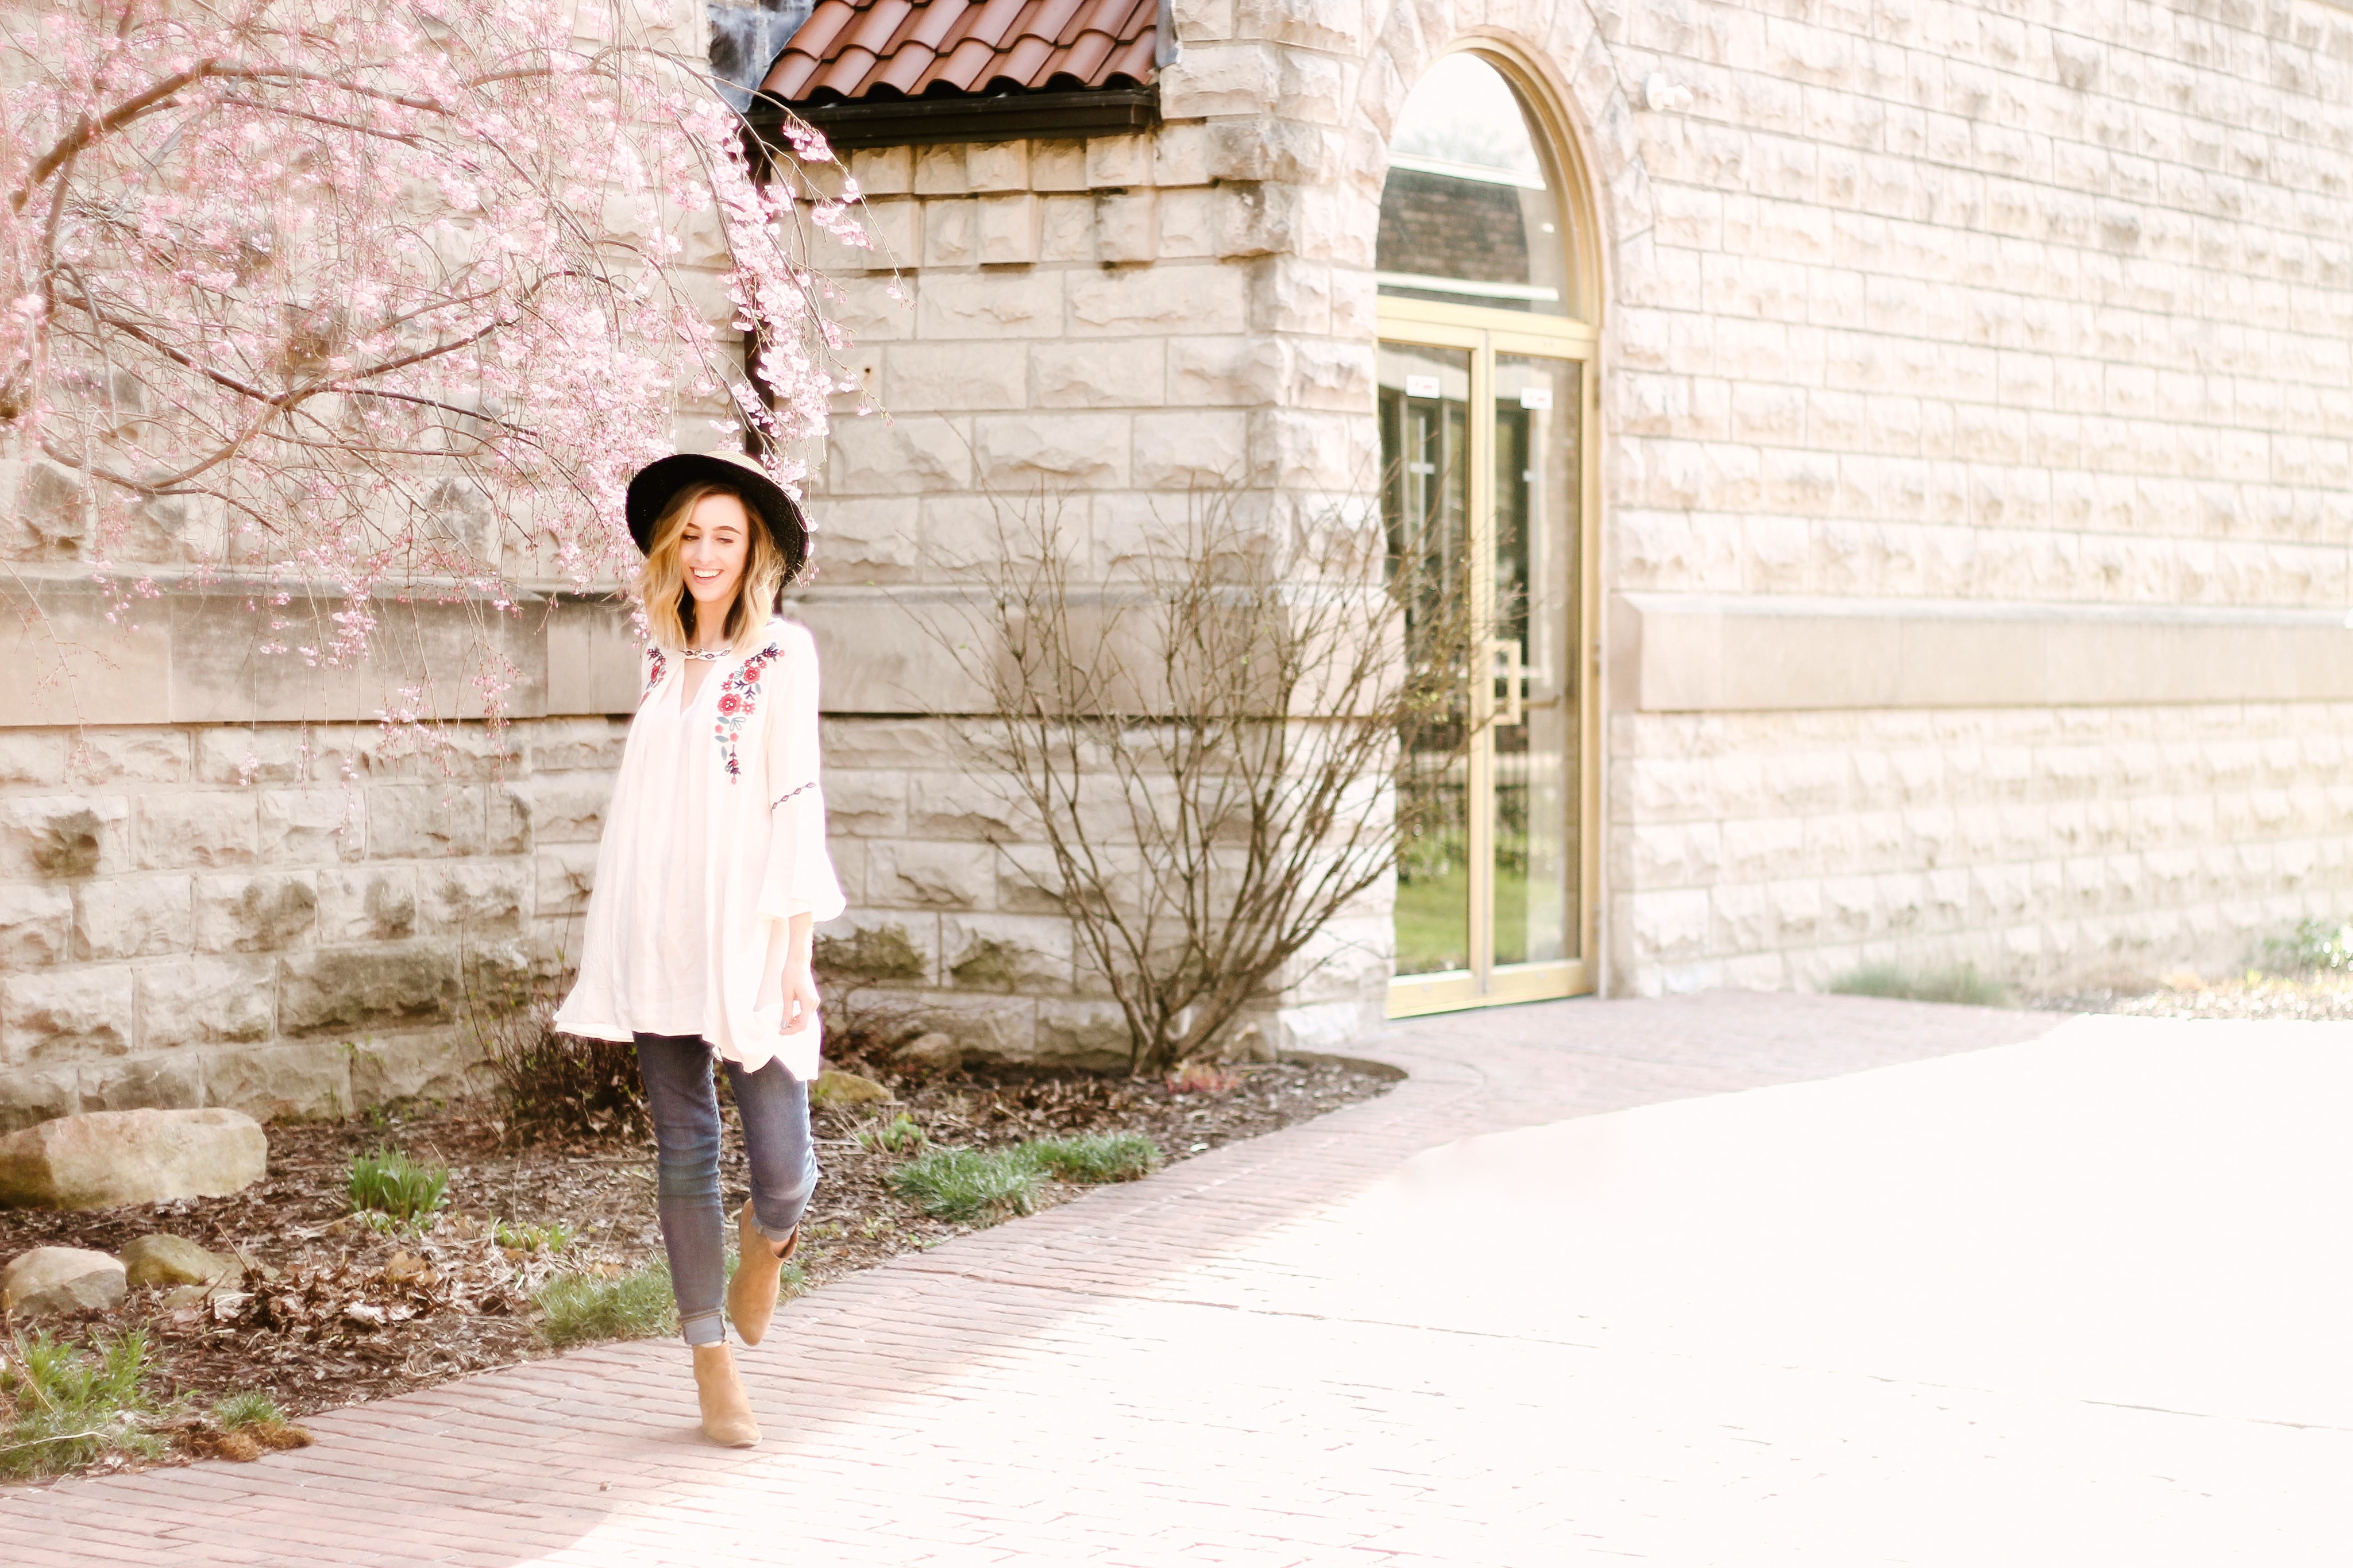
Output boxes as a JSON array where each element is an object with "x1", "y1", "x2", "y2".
[
  {"x1": 772, "y1": 0, "x2": 2353, "y2": 1051},
  {"x1": 4, "y1": 0, "x2": 2351, "y2": 1123}
]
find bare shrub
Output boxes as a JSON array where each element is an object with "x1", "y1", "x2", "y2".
[
  {"x1": 932, "y1": 487, "x2": 1480, "y2": 1075},
  {"x1": 465, "y1": 968, "x2": 647, "y2": 1143}
]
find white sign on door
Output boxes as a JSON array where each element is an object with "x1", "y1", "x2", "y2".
[
  {"x1": 1405, "y1": 374, "x2": 1442, "y2": 399},
  {"x1": 1518, "y1": 386, "x2": 1554, "y2": 411}
]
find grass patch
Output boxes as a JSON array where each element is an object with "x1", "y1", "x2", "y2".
[
  {"x1": 535, "y1": 1258, "x2": 677, "y2": 1349},
  {"x1": 857, "y1": 1113, "x2": 928, "y2": 1156},
  {"x1": 1829, "y1": 962, "x2": 2012, "y2": 1008},
  {"x1": 2262, "y1": 917, "x2": 2353, "y2": 975},
  {"x1": 889, "y1": 1133, "x2": 1166, "y2": 1223},
  {"x1": 210, "y1": 1391, "x2": 285, "y2": 1431},
  {"x1": 347, "y1": 1146, "x2": 450, "y2": 1225},
  {"x1": 0, "y1": 1330, "x2": 166, "y2": 1482},
  {"x1": 1021, "y1": 1132, "x2": 1161, "y2": 1183},
  {"x1": 188, "y1": 1390, "x2": 313, "y2": 1462},
  {"x1": 495, "y1": 1219, "x2": 574, "y2": 1253},
  {"x1": 889, "y1": 1147, "x2": 1044, "y2": 1222}
]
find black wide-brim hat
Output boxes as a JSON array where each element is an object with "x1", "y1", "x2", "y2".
[{"x1": 624, "y1": 450, "x2": 809, "y2": 580}]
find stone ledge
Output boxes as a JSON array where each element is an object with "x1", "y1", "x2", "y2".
[
  {"x1": 0, "y1": 583, "x2": 638, "y2": 727},
  {"x1": 19, "y1": 582, "x2": 2353, "y2": 724},
  {"x1": 0, "y1": 582, "x2": 988, "y2": 723},
  {"x1": 1611, "y1": 593, "x2": 2353, "y2": 713}
]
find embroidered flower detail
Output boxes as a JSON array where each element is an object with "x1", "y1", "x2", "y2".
[
  {"x1": 713, "y1": 642, "x2": 782, "y2": 779},
  {"x1": 642, "y1": 646, "x2": 668, "y2": 702}
]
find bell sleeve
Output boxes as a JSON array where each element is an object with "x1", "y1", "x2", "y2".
[{"x1": 755, "y1": 627, "x2": 846, "y2": 924}]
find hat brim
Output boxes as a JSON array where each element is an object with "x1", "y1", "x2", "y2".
[{"x1": 624, "y1": 452, "x2": 809, "y2": 581}]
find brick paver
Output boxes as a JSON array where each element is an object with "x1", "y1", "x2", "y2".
[{"x1": 5, "y1": 993, "x2": 2346, "y2": 1565}]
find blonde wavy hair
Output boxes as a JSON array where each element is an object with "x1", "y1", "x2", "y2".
[{"x1": 638, "y1": 480, "x2": 789, "y2": 656}]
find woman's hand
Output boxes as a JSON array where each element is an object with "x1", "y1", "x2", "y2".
[
  {"x1": 783, "y1": 911, "x2": 818, "y2": 1035},
  {"x1": 783, "y1": 957, "x2": 820, "y2": 1036}
]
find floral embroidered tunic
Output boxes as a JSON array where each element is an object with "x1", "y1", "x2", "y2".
[{"x1": 554, "y1": 616, "x2": 844, "y2": 1079}]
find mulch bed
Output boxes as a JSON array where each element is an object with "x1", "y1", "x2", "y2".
[{"x1": 0, "y1": 1052, "x2": 1397, "y2": 1482}]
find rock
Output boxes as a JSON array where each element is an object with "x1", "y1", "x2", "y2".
[
  {"x1": 1220, "y1": 1021, "x2": 1277, "y2": 1064},
  {"x1": 809, "y1": 1068, "x2": 894, "y2": 1108},
  {"x1": 892, "y1": 1032, "x2": 965, "y2": 1073},
  {"x1": 1, "y1": 1246, "x2": 126, "y2": 1315},
  {"x1": 120, "y1": 1233, "x2": 242, "y2": 1289},
  {"x1": 0, "y1": 1107, "x2": 267, "y2": 1209}
]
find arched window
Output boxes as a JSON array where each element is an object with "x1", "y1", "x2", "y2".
[
  {"x1": 1379, "y1": 49, "x2": 1598, "y2": 1017},
  {"x1": 1376, "y1": 54, "x2": 1576, "y2": 319}
]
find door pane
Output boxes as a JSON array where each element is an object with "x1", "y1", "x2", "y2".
[
  {"x1": 1379, "y1": 343, "x2": 1473, "y2": 977},
  {"x1": 1492, "y1": 354, "x2": 1580, "y2": 965}
]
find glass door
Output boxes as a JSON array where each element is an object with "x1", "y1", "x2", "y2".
[
  {"x1": 1381, "y1": 315, "x2": 1596, "y2": 1016},
  {"x1": 1383, "y1": 341, "x2": 1473, "y2": 982}
]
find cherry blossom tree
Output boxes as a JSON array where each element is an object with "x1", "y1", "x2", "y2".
[{"x1": 0, "y1": 0, "x2": 862, "y2": 730}]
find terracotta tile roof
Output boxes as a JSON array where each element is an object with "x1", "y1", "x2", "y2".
[{"x1": 762, "y1": 0, "x2": 1159, "y2": 105}]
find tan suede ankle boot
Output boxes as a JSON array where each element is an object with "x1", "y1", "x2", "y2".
[
  {"x1": 692, "y1": 1343, "x2": 760, "y2": 1447},
  {"x1": 726, "y1": 1199, "x2": 798, "y2": 1347}
]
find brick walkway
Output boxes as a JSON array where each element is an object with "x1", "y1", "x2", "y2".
[{"x1": 6, "y1": 993, "x2": 2347, "y2": 1565}]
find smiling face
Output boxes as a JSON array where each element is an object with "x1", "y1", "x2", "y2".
[
  {"x1": 678, "y1": 491, "x2": 751, "y2": 633},
  {"x1": 638, "y1": 476, "x2": 788, "y2": 655}
]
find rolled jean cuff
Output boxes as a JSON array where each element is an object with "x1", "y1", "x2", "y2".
[{"x1": 680, "y1": 1308, "x2": 727, "y2": 1347}]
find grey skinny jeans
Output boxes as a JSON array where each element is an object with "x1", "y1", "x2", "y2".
[{"x1": 634, "y1": 1033, "x2": 818, "y2": 1347}]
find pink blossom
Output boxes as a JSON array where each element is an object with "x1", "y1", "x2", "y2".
[{"x1": 1, "y1": 0, "x2": 865, "y2": 750}]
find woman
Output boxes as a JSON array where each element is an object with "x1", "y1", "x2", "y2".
[{"x1": 554, "y1": 449, "x2": 843, "y2": 1448}]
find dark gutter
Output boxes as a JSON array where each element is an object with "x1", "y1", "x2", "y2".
[{"x1": 746, "y1": 85, "x2": 1159, "y2": 151}]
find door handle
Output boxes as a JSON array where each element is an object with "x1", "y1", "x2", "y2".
[{"x1": 1490, "y1": 638, "x2": 1524, "y2": 727}]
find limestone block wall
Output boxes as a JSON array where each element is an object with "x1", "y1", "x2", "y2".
[
  {"x1": 1605, "y1": 0, "x2": 2353, "y2": 611},
  {"x1": 1611, "y1": 701, "x2": 2353, "y2": 994},
  {"x1": 0, "y1": 717, "x2": 625, "y2": 1133},
  {"x1": 0, "y1": 0, "x2": 777, "y2": 1128},
  {"x1": 808, "y1": 124, "x2": 1372, "y2": 557},
  {"x1": 791, "y1": 114, "x2": 1388, "y2": 1063},
  {"x1": 1581, "y1": 0, "x2": 2353, "y2": 990}
]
